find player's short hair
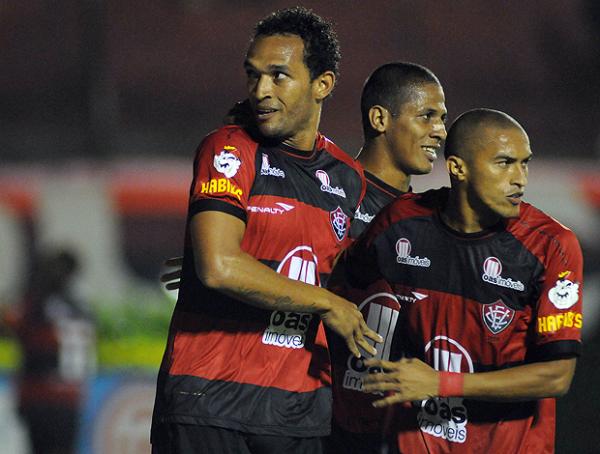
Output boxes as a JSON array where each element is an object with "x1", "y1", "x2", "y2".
[
  {"x1": 444, "y1": 108, "x2": 525, "y2": 160},
  {"x1": 361, "y1": 62, "x2": 441, "y2": 139},
  {"x1": 253, "y1": 6, "x2": 341, "y2": 82}
]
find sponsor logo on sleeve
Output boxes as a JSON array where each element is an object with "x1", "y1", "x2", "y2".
[
  {"x1": 247, "y1": 202, "x2": 294, "y2": 215},
  {"x1": 396, "y1": 238, "x2": 431, "y2": 268},
  {"x1": 354, "y1": 205, "x2": 375, "y2": 223},
  {"x1": 260, "y1": 153, "x2": 286, "y2": 178},
  {"x1": 482, "y1": 300, "x2": 515, "y2": 335},
  {"x1": 213, "y1": 146, "x2": 241, "y2": 178},
  {"x1": 418, "y1": 336, "x2": 473, "y2": 444},
  {"x1": 342, "y1": 293, "x2": 401, "y2": 392},
  {"x1": 315, "y1": 170, "x2": 347, "y2": 198},
  {"x1": 538, "y1": 312, "x2": 582, "y2": 333},
  {"x1": 200, "y1": 178, "x2": 243, "y2": 200},
  {"x1": 262, "y1": 246, "x2": 319, "y2": 349},
  {"x1": 481, "y1": 257, "x2": 525, "y2": 292},
  {"x1": 548, "y1": 270, "x2": 579, "y2": 309},
  {"x1": 330, "y1": 206, "x2": 349, "y2": 242}
]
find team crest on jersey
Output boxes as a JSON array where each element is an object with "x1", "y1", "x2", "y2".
[
  {"x1": 548, "y1": 270, "x2": 579, "y2": 309},
  {"x1": 481, "y1": 257, "x2": 525, "y2": 292},
  {"x1": 395, "y1": 238, "x2": 431, "y2": 268},
  {"x1": 260, "y1": 153, "x2": 285, "y2": 178},
  {"x1": 315, "y1": 170, "x2": 347, "y2": 198},
  {"x1": 330, "y1": 206, "x2": 348, "y2": 242},
  {"x1": 213, "y1": 146, "x2": 241, "y2": 178},
  {"x1": 482, "y1": 300, "x2": 515, "y2": 334}
]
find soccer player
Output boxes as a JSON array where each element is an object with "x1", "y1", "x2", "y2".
[
  {"x1": 334, "y1": 108, "x2": 583, "y2": 453},
  {"x1": 158, "y1": 62, "x2": 448, "y2": 452},
  {"x1": 326, "y1": 62, "x2": 447, "y2": 453},
  {"x1": 151, "y1": 7, "x2": 382, "y2": 454}
]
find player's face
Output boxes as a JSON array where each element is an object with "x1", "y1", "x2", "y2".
[
  {"x1": 245, "y1": 34, "x2": 321, "y2": 150},
  {"x1": 386, "y1": 83, "x2": 447, "y2": 176},
  {"x1": 466, "y1": 126, "x2": 532, "y2": 220}
]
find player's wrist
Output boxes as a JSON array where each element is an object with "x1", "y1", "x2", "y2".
[{"x1": 438, "y1": 371, "x2": 464, "y2": 397}]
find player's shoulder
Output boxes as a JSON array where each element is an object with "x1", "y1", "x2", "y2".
[
  {"x1": 384, "y1": 187, "x2": 446, "y2": 220},
  {"x1": 361, "y1": 188, "x2": 445, "y2": 241},
  {"x1": 509, "y1": 201, "x2": 581, "y2": 250},
  {"x1": 202, "y1": 125, "x2": 257, "y2": 149},
  {"x1": 318, "y1": 133, "x2": 363, "y2": 174}
]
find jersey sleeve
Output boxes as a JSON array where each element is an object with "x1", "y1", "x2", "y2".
[
  {"x1": 188, "y1": 127, "x2": 257, "y2": 223},
  {"x1": 531, "y1": 228, "x2": 583, "y2": 360}
]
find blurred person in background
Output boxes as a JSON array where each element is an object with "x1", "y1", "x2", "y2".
[
  {"x1": 333, "y1": 109, "x2": 583, "y2": 453},
  {"x1": 151, "y1": 7, "x2": 382, "y2": 454},
  {"x1": 3, "y1": 249, "x2": 96, "y2": 454}
]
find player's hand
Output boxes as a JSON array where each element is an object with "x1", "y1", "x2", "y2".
[
  {"x1": 361, "y1": 357, "x2": 438, "y2": 406},
  {"x1": 321, "y1": 298, "x2": 383, "y2": 358},
  {"x1": 160, "y1": 256, "x2": 183, "y2": 291}
]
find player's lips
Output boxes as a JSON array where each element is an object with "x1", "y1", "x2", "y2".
[
  {"x1": 507, "y1": 192, "x2": 524, "y2": 205},
  {"x1": 422, "y1": 145, "x2": 439, "y2": 161},
  {"x1": 254, "y1": 106, "x2": 279, "y2": 121}
]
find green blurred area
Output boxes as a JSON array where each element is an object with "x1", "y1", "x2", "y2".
[{"x1": 0, "y1": 290, "x2": 175, "y2": 372}]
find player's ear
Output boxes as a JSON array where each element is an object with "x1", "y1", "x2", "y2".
[
  {"x1": 368, "y1": 105, "x2": 390, "y2": 134},
  {"x1": 446, "y1": 155, "x2": 467, "y2": 182},
  {"x1": 314, "y1": 70, "x2": 336, "y2": 102}
]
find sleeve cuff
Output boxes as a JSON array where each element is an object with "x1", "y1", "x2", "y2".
[
  {"x1": 189, "y1": 199, "x2": 247, "y2": 223},
  {"x1": 528, "y1": 340, "x2": 581, "y2": 362}
]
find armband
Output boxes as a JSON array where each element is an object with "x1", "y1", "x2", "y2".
[{"x1": 438, "y1": 372, "x2": 464, "y2": 397}]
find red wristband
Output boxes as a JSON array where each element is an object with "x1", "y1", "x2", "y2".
[{"x1": 438, "y1": 372, "x2": 464, "y2": 397}]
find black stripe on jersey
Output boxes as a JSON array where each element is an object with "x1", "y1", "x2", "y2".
[
  {"x1": 177, "y1": 252, "x2": 268, "y2": 321},
  {"x1": 190, "y1": 199, "x2": 247, "y2": 223},
  {"x1": 373, "y1": 215, "x2": 544, "y2": 311},
  {"x1": 527, "y1": 339, "x2": 581, "y2": 361},
  {"x1": 249, "y1": 145, "x2": 363, "y2": 216},
  {"x1": 156, "y1": 372, "x2": 332, "y2": 437}
]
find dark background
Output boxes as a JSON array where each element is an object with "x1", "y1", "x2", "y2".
[
  {"x1": 2, "y1": 0, "x2": 600, "y2": 163},
  {"x1": 2, "y1": 1, "x2": 599, "y2": 452}
]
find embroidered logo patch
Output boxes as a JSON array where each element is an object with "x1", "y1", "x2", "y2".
[
  {"x1": 213, "y1": 146, "x2": 241, "y2": 178},
  {"x1": 330, "y1": 206, "x2": 348, "y2": 242},
  {"x1": 482, "y1": 300, "x2": 515, "y2": 334},
  {"x1": 548, "y1": 271, "x2": 579, "y2": 309}
]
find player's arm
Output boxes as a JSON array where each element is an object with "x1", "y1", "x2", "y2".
[
  {"x1": 191, "y1": 210, "x2": 382, "y2": 358},
  {"x1": 361, "y1": 356, "x2": 576, "y2": 406}
]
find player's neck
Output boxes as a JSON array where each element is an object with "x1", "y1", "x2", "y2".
[
  {"x1": 282, "y1": 108, "x2": 322, "y2": 152},
  {"x1": 441, "y1": 189, "x2": 502, "y2": 234},
  {"x1": 357, "y1": 143, "x2": 411, "y2": 193}
]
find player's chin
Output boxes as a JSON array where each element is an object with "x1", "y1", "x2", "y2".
[
  {"x1": 412, "y1": 161, "x2": 434, "y2": 175},
  {"x1": 497, "y1": 204, "x2": 521, "y2": 219}
]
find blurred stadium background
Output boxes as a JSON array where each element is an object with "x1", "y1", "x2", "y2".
[{"x1": 0, "y1": 1, "x2": 599, "y2": 452}]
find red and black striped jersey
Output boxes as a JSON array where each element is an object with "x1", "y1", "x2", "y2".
[
  {"x1": 329, "y1": 170, "x2": 406, "y2": 440},
  {"x1": 332, "y1": 187, "x2": 583, "y2": 453},
  {"x1": 349, "y1": 171, "x2": 405, "y2": 240},
  {"x1": 152, "y1": 125, "x2": 365, "y2": 438}
]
